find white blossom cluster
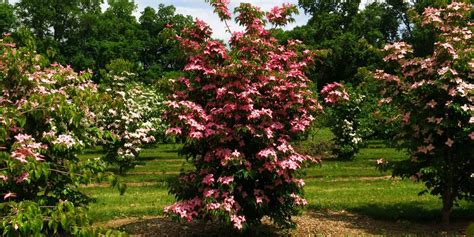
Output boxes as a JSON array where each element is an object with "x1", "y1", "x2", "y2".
[
  {"x1": 341, "y1": 119, "x2": 363, "y2": 145},
  {"x1": 97, "y1": 73, "x2": 167, "y2": 168},
  {"x1": 325, "y1": 90, "x2": 367, "y2": 160}
]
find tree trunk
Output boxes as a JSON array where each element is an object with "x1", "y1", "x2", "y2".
[
  {"x1": 442, "y1": 154, "x2": 454, "y2": 229},
  {"x1": 441, "y1": 190, "x2": 453, "y2": 229}
]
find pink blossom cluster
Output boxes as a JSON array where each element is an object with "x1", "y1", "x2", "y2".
[
  {"x1": 207, "y1": 0, "x2": 231, "y2": 20},
  {"x1": 2, "y1": 134, "x2": 46, "y2": 200},
  {"x1": 266, "y1": 3, "x2": 298, "y2": 27},
  {"x1": 164, "y1": 197, "x2": 201, "y2": 221},
  {"x1": 52, "y1": 134, "x2": 76, "y2": 149},
  {"x1": 10, "y1": 134, "x2": 45, "y2": 163},
  {"x1": 165, "y1": 2, "x2": 319, "y2": 230},
  {"x1": 382, "y1": 42, "x2": 413, "y2": 62},
  {"x1": 320, "y1": 82, "x2": 350, "y2": 104},
  {"x1": 374, "y1": 70, "x2": 401, "y2": 85},
  {"x1": 230, "y1": 214, "x2": 246, "y2": 230}
]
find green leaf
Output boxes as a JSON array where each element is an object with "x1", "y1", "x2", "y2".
[
  {"x1": 108, "y1": 175, "x2": 118, "y2": 188},
  {"x1": 105, "y1": 229, "x2": 113, "y2": 237},
  {"x1": 0, "y1": 128, "x2": 6, "y2": 141},
  {"x1": 18, "y1": 116, "x2": 27, "y2": 128},
  {"x1": 60, "y1": 213, "x2": 68, "y2": 229},
  {"x1": 118, "y1": 183, "x2": 127, "y2": 195},
  {"x1": 466, "y1": 223, "x2": 474, "y2": 237}
]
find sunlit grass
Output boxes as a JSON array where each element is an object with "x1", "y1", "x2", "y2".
[
  {"x1": 83, "y1": 186, "x2": 173, "y2": 222},
  {"x1": 79, "y1": 129, "x2": 474, "y2": 225}
]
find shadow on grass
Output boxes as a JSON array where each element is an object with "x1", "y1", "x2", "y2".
[
  {"x1": 308, "y1": 201, "x2": 474, "y2": 223},
  {"x1": 348, "y1": 202, "x2": 474, "y2": 223},
  {"x1": 136, "y1": 157, "x2": 158, "y2": 163},
  {"x1": 136, "y1": 155, "x2": 182, "y2": 162},
  {"x1": 155, "y1": 148, "x2": 182, "y2": 154},
  {"x1": 319, "y1": 157, "x2": 383, "y2": 163},
  {"x1": 83, "y1": 147, "x2": 104, "y2": 154}
]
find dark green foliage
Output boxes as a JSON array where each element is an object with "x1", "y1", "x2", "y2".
[
  {"x1": 138, "y1": 5, "x2": 193, "y2": 84},
  {"x1": 13, "y1": 0, "x2": 192, "y2": 83},
  {"x1": 15, "y1": 0, "x2": 103, "y2": 62},
  {"x1": 0, "y1": 2, "x2": 15, "y2": 34},
  {"x1": 286, "y1": 0, "x2": 400, "y2": 88}
]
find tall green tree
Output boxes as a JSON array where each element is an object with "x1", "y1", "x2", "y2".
[
  {"x1": 287, "y1": 0, "x2": 400, "y2": 87},
  {"x1": 15, "y1": 0, "x2": 103, "y2": 61},
  {"x1": 13, "y1": 0, "x2": 193, "y2": 83},
  {"x1": 92, "y1": 0, "x2": 142, "y2": 71},
  {"x1": 0, "y1": 1, "x2": 15, "y2": 34},
  {"x1": 139, "y1": 4, "x2": 193, "y2": 83}
]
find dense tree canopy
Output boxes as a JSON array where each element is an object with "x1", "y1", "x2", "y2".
[
  {"x1": 0, "y1": 2, "x2": 15, "y2": 35},
  {"x1": 138, "y1": 4, "x2": 193, "y2": 83},
  {"x1": 10, "y1": 0, "x2": 191, "y2": 83},
  {"x1": 283, "y1": 0, "x2": 401, "y2": 88}
]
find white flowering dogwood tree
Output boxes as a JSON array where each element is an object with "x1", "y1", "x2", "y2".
[
  {"x1": 97, "y1": 72, "x2": 166, "y2": 173},
  {"x1": 320, "y1": 82, "x2": 366, "y2": 160}
]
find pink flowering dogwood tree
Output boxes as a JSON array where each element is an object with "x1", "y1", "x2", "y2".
[
  {"x1": 165, "y1": 1, "x2": 320, "y2": 230},
  {"x1": 0, "y1": 37, "x2": 123, "y2": 236},
  {"x1": 374, "y1": 3, "x2": 473, "y2": 226}
]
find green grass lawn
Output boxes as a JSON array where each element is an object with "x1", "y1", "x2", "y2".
[{"x1": 79, "y1": 131, "x2": 474, "y2": 225}]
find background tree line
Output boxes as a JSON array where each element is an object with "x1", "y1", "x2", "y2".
[
  {"x1": 1, "y1": 0, "x2": 471, "y2": 87},
  {"x1": 0, "y1": 0, "x2": 192, "y2": 84}
]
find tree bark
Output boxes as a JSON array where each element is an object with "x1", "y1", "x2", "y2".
[
  {"x1": 441, "y1": 188, "x2": 453, "y2": 228},
  {"x1": 442, "y1": 154, "x2": 454, "y2": 229}
]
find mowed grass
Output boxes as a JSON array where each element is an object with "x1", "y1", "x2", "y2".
[{"x1": 79, "y1": 131, "x2": 474, "y2": 225}]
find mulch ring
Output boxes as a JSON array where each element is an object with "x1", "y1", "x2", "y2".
[{"x1": 100, "y1": 210, "x2": 471, "y2": 236}]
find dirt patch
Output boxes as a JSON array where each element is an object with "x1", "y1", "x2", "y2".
[
  {"x1": 82, "y1": 181, "x2": 161, "y2": 188},
  {"x1": 293, "y1": 210, "x2": 469, "y2": 236},
  {"x1": 127, "y1": 171, "x2": 181, "y2": 175},
  {"x1": 99, "y1": 210, "x2": 471, "y2": 236}
]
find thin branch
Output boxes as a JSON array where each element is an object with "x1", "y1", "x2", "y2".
[{"x1": 224, "y1": 20, "x2": 232, "y2": 36}]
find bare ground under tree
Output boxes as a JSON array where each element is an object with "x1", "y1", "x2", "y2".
[{"x1": 96, "y1": 210, "x2": 471, "y2": 236}]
